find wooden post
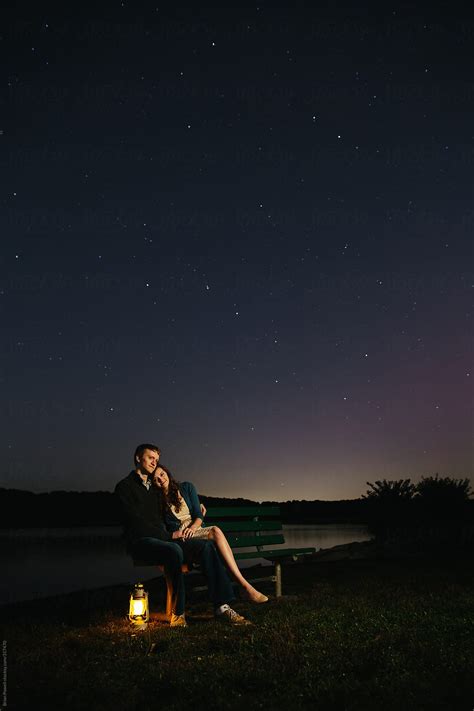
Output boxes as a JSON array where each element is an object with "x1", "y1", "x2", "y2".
[{"x1": 275, "y1": 562, "x2": 282, "y2": 597}]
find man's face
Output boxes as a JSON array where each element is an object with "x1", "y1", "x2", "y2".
[{"x1": 136, "y1": 448, "x2": 160, "y2": 477}]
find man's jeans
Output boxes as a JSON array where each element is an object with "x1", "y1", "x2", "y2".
[{"x1": 131, "y1": 537, "x2": 235, "y2": 616}]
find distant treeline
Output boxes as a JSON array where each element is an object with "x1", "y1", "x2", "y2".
[{"x1": 0, "y1": 487, "x2": 369, "y2": 528}]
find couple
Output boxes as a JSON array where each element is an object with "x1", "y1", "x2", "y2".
[{"x1": 115, "y1": 443, "x2": 268, "y2": 627}]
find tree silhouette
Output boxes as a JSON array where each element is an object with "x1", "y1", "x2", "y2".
[{"x1": 363, "y1": 479, "x2": 416, "y2": 503}]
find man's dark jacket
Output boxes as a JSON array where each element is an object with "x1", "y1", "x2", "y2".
[{"x1": 115, "y1": 470, "x2": 172, "y2": 550}]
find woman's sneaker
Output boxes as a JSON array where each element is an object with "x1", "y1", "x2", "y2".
[{"x1": 215, "y1": 604, "x2": 252, "y2": 625}]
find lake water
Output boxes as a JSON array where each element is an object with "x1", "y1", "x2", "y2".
[{"x1": 0, "y1": 524, "x2": 372, "y2": 606}]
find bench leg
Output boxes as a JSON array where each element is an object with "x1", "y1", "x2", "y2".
[
  {"x1": 275, "y1": 562, "x2": 282, "y2": 597},
  {"x1": 165, "y1": 576, "x2": 173, "y2": 619},
  {"x1": 163, "y1": 565, "x2": 191, "y2": 619}
]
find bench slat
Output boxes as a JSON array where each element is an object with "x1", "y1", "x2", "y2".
[
  {"x1": 226, "y1": 534, "x2": 285, "y2": 548},
  {"x1": 205, "y1": 506, "x2": 280, "y2": 517},
  {"x1": 206, "y1": 520, "x2": 281, "y2": 532},
  {"x1": 234, "y1": 547, "x2": 315, "y2": 560},
  {"x1": 133, "y1": 561, "x2": 193, "y2": 571},
  {"x1": 134, "y1": 546, "x2": 315, "y2": 566}
]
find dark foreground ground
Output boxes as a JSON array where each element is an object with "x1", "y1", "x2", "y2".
[{"x1": 2, "y1": 551, "x2": 474, "y2": 711}]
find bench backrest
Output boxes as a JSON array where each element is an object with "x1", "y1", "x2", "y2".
[{"x1": 204, "y1": 506, "x2": 284, "y2": 550}]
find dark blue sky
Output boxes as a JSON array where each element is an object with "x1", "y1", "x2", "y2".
[{"x1": 2, "y1": 4, "x2": 473, "y2": 499}]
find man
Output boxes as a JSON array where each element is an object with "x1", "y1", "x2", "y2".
[{"x1": 115, "y1": 443, "x2": 250, "y2": 626}]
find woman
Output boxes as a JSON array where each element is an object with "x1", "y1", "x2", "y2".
[{"x1": 153, "y1": 465, "x2": 268, "y2": 603}]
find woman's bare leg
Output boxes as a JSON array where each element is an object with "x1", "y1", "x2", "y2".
[{"x1": 208, "y1": 527, "x2": 268, "y2": 602}]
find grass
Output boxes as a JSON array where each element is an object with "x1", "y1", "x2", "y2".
[{"x1": 3, "y1": 555, "x2": 474, "y2": 710}]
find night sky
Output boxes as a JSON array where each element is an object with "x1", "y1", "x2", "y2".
[{"x1": 2, "y1": 4, "x2": 473, "y2": 501}]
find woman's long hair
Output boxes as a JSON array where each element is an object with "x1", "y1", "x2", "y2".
[{"x1": 155, "y1": 465, "x2": 183, "y2": 514}]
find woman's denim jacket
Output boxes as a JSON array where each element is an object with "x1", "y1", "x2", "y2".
[{"x1": 164, "y1": 481, "x2": 204, "y2": 532}]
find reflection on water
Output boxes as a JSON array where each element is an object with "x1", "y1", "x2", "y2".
[
  {"x1": 0, "y1": 524, "x2": 372, "y2": 605},
  {"x1": 283, "y1": 524, "x2": 371, "y2": 550}
]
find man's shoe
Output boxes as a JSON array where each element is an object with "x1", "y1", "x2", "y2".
[
  {"x1": 216, "y1": 606, "x2": 252, "y2": 626},
  {"x1": 170, "y1": 613, "x2": 187, "y2": 627}
]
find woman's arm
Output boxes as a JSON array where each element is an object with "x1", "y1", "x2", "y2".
[
  {"x1": 180, "y1": 482, "x2": 204, "y2": 538},
  {"x1": 181, "y1": 516, "x2": 203, "y2": 539}
]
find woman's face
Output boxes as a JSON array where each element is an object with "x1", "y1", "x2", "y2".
[{"x1": 154, "y1": 467, "x2": 170, "y2": 492}]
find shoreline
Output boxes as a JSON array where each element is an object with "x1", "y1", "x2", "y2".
[{"x1": 4, "y1": 538, "x2": 470, "y2": 614}]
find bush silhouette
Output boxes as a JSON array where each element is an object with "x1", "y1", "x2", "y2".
[
  {"x1": 415, "y1": 474, "x2": 472, "y2": 524},
  {"x1": 362, "y1": 479, "x2": 416, "y2": 539},
  {"x1": 363, "y1": 475, "x2": 473, "y2": 547},
  {"x1": 416, "y1": 474, "x2": 472, "y2": 505}
]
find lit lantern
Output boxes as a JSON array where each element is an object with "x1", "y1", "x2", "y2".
[{"x1": 129, "y1": 583, "x2": 149, "y2": 627}]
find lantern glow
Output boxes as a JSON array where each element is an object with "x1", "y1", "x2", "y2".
[{"x1": 129, "y1": 583, "x2": 149, "y2": 626}]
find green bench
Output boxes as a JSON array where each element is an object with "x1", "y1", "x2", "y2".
[
  {"x1": 133, "y1": 505, "x2": 316, "y2": 599},
  {"x1": 202, "y1": 505, "x2": 316, "y2": 596}
]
